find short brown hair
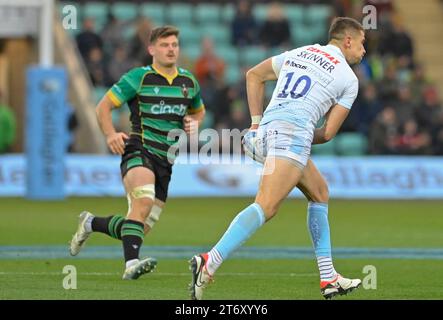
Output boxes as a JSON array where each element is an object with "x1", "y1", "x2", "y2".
[
  {"x1": 149, "y1": 25, "x2": 179, "y2": 44},
  {"x1": 329, "y1": 17, "x2": 364, "y2": 41}
]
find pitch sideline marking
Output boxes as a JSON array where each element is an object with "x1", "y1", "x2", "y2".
[
  {"x1": 1, "y1": 245, "x2": 443, "y2": 260},
  {"x1": 0, "y1": 271, "x2": 317, "y2": 277}
]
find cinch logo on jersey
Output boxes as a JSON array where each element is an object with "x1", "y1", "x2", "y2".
[
  {"x1": 296, "y1": 47, "x2": 340, "y2": 74},
  {"x1": 151, "y1": 101, "x2": 187, "y2": 116},
  {"x1": 107, "y1": 65, "x2": 204, "y2": 163}
]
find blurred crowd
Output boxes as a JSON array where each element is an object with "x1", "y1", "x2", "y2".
[
  {"x1": 340, "y1": 0, "x2": 443, "y2": 155},
  {"x1": 74, "y1": 0, "x2": 443, "y2": 155}
]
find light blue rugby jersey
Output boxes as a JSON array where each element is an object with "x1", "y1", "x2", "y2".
[{"x1": 262, "y1": 44, "x2": 359, "y2": 136}]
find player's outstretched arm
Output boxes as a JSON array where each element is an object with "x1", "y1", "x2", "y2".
[
  {"x1": 246, "y1": 58, "x2": 278, "y2": 129},
  {"x1": 96, "y1": 95, "x2": 128, "y2": 155},
  {"x1": 313, "y1": 104, "x2": 350, "y2": 144}
]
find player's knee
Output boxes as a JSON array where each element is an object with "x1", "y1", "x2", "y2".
[
  {"x1": 137, "y1": 198, "x2": 154, "y2": 217},
  {"x1": 255, "y1": 193, "x2": 281, "y2": 220},
  {"x1": 312, "y1": 183, "x2": 329, "y2": 203},
  {"x1": 128, "y1": 184, "x2": 155, "y2": 219},
  {"x1": 257, "y1": 201, "x2": 279, "y2": 220}
]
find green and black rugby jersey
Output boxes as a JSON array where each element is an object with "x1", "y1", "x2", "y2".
[{"x1": 106, "y1": 65, "x2": 204, "y2": 163}]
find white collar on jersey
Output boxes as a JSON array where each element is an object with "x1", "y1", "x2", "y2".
[{"x1": 325, "y1": 44, "x2": 345, "y2": 59}]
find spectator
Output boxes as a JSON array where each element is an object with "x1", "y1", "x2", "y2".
[
  {"x1": 128, "y1": 17, "x2": 153, "y2": 66},
  {"x1": 367, "y1": 54, "x2": 384, "y2": 82},
  {"x1": 378, "y1": 18, "x2": 414, "y2": 58},
  {"x1": 228, "y1": 101, "x2": 250, "y2": 154},
  {"x1": 369, "y1": 106, "x2": 399, "y2": 154},
  {"x1": 177, "y1": 51, "x2": 195, "y2": 73},
  {"x1": 393, "y1": 85, "x2": 418, "y2": 124},
  {"x1": 394, "y1": 119, "x2": 432, "y2": 155},
  {"x1": 345, "y1": 83, "x2": 383, "y2": 135},
  {"x1": 194, "y1": 38, "x2": 226, "y2": 126},
  {"x1": 259, "y1": 2, "x2": 291, "y2": 49},
  {"x1": 363, "y1": 30, "x2": 381, "y2": 57},
  {"x1": 227, "y1": 100, "x2": 249, "y2": 131},
  {"x1": 211, "y1": 85, "x2": 236, "y2": 128},
  {"x1": 416, "y1": 86, "x2": 443, "y2": 155},
  {"x1": 86, "y1": 47, "x2": 108, "y2": 86},
  {"x1": 396, "y1": 55, "x2": 413, "y2": 83},
  {"x1": 76, "y1": 18, "x2": 103, "y2": 62},
  {"x1": 414, "y1": 86, "x2": 442, "y2": 130},
  {"x1": 376, "y1": 61, "x2": 399, "y2": 103},
  {"x1": 231, "y1": 0, "x2": 258, "y2": 46},
  {"x1": 0, "y1": 93, "x2": 16, "y2": 153},
  {"x1": 332, "y1": 0, "x2": 348, "y2": 17},
  {"x1": 108, "y1": 45, "x2": 133, "y2": 84},
  {"x1": 360, "y1": 84, "x2": 384, "y2": 132},
  {"x1": 409, "y1": 64, "x2": 430, "y2": 105},
  {"x1": 194, "y1": 37, "x2": 225, "y2": 86},
  {"x1": 101, "y1": 13, "x2": 126, "y2": 56}
]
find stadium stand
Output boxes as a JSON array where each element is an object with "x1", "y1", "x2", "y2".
[{"x1": 58, "y1": 0, "x2": 443, "y2": 156}]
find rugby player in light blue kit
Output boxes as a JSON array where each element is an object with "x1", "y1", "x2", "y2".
[{"x1": 190, "y1": 17, "x2": 366, "y2": 299}]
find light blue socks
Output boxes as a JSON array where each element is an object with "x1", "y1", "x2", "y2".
[
  {"x1": 207, "y1": 203, "x2": 266, "y2": 274},
  {"x1": 307, "y1": 202, "x2": 331, "y2": 257},
  {"x1": 307, "y1": 201, "x2": 337, "y2": 281}
]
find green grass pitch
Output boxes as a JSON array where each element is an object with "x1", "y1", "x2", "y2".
[{"x1": 1, "y1": 197, "x2": 442, "y2": 299}]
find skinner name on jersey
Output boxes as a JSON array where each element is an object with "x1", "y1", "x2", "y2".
[{"x1": 296, "y1": 46, "x2": 340, "y2": 74}]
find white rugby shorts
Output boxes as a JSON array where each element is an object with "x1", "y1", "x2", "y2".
[{"x1": 242, "y1": 120, "x2": 312, "y2": 167}]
